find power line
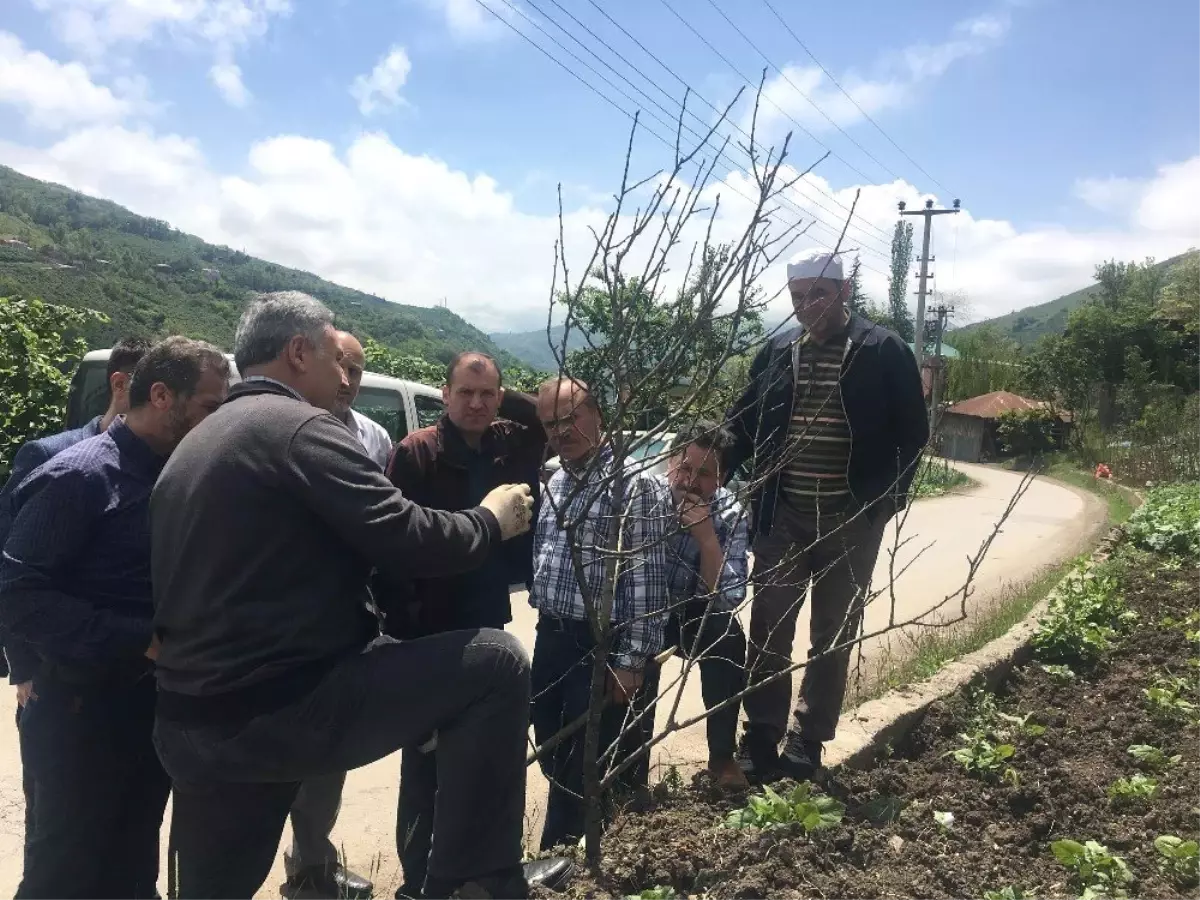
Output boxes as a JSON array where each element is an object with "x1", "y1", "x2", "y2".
[
  {"x1": 482, "y1": 0, "x2": 892, "y2": 265},
  {"x1": 654, "y1": 0, "x2": 896, "y2": 239},
  {"x1": 759, "y1": 0, "x2": 953, "y2": 197},
  {"x1": 702, "y1": 0, "x2": 905, "y2": 185},
  {"x1": 563, "y1": 0, "x2": 893, "y2": 258},
  {"x1": 465, "y1": 0, "x2": 890, "y2": 275}
]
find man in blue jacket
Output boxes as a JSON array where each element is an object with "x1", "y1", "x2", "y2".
[{"x1": 725, "y1": 249, "x2": 929, "y2": 785}]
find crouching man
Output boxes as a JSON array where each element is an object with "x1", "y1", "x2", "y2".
[{"x1": 150, "y1": 292, "x2": 537, "y2": 899}]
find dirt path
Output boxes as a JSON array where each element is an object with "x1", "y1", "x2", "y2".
[{"x1": 0, "y1": 464, "x2": 1107, "y2": 897}]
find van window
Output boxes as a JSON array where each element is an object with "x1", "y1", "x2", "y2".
[
  {"x1": 413, "y1": 394, "x2": 445, "y2": 430},
  {"x1": 67, "y1": 360, "x2": 111, "y2": 429},
  {"x1": 354, "y1": 386, "x2": 405, "y2": 440}
]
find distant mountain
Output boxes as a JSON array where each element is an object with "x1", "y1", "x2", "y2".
[
  {"x1": 0, "y1": 165, "x2": 524, "y2": 369},
  {"x1": 950, "y1": 250, "x2": 1197, "y2": 348},
  {"x1": 489, "y1": 324, "x2": 587, "y2": 372}
]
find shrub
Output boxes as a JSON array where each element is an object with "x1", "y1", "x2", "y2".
[
  {"x1": 1126, "y1": 483, "x2": 1200, "y2": 558},
  {"x1": 722, "y1": 783, "x2": 845, "y2": 833}
]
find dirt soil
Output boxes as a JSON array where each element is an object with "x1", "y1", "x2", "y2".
[{"x1": 552, "y1": 554, "x2": 1200, "y2": 899}]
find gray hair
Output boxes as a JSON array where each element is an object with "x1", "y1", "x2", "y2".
[{"x1": 234, "y1": 291, "x2": 335, "y2": 372}]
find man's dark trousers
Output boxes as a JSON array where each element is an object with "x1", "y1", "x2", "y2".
[
  {"x1": 156, "y1": 631, "x2": 529, "y2": 899},
  {"x1": 625, "y1": 600, "x2": 747, "y2": 785},
  {"x1": 530, "y1": 616, "x2": 651, "y2": 852},
  {"x1": 17, "y1": 671, "x2": 170, "y2": 899},
  {"x1": 395, "y1": 613, "x2": 509, "y2": 894}
]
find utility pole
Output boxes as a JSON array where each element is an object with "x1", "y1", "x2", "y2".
[
  {"x1": 899, "y1": 198, "x2": 960, "y2": 374},
  {"x1": 928, "y1": 301, "x2": 952, "y2": 427}
]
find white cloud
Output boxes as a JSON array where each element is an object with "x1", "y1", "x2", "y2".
[
  {"x1": 752, "y1": 8, "x2": 1011, "y2": 139},
  {"x1": 1074, "y1": 175, "x2": 1140, "y2": 214},
  {"x1": 419, "y1": 0, "x2": 518, "y2": 43},
  {"x1": 350, "y1": 46, "x2": 411, "y2": 116},
  {"x1": 0, "y1": 31, "x2": 141, "y2": 128},
  {"x1": 209, "y1": 60, "x2": 250, "y2": 107},
  {"x1": 31, "y1": 0, "x2": 290, "y2": 105}
]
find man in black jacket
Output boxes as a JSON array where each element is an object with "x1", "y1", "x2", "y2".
[
  {"x1": 150, "y1": 292, "x2": 536, "y2": 900},
  {"x1": 725, "y1": 250, "x2": 929, "y2": 784}
]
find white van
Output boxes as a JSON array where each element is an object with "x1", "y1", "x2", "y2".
[{"x1": 65, "y1": 349, "x2": 446, "y2": 440}]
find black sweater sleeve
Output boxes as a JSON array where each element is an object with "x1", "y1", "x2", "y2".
[{"x1": 287, "y1": 414, "x2": 501, "y2": 582}]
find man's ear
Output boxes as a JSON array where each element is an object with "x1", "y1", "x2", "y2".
[
  {"x1": 109, "y1": 370, "x2": 131, "y2": 398},
  {"x1": 148, "y1": 382, "x2": 174, "y2": 411},
  {"x1": 442, "y1": 383, "x2": 451, "y2": 405},
  {"x1": 285, "y1": 335, "x2": 309, "y2": 372},
  {"x1": 497, "y1": 386, "x2": 506, "y2": 405}
]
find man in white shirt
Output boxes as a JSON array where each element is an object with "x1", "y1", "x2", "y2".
[{"x1": 281, "y1": 328, "x2": 390, "y2": 899}]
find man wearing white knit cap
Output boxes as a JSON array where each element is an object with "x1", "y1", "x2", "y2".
[{"x1": 724, "y1": 248, "x2": 928, "y2": 784}]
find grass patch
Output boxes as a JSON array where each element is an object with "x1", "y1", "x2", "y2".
[
  {"x1": 1040, "y1": 460, "x2": 1136, "y2": 524},
  {"x1": 912, "y1": 458, "x2": 977, "y2": 500},
  {"x1": 845, "y1": 555, "x2": 1084, "y2": 710}
]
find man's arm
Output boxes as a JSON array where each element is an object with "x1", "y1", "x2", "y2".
[
  {"x1": 721, "y1": 342, "x2": 772, "y2": 484},
  {"x1": 288, "y1": 415, "x2": 503, "y2": 584},
  {"x1": 883, "y1": 335, "x2": 931, "y2": 500},
  {"x1": 612, "y1": 475, "x2": 671, "y2": 671},
  {"x1": 0, "y1": 441, "x2": 53, "y2": 544},
  {"x1": 695, "y1": 501, "x2": 750, "y2": 607},
  {"x1": 0, "y1": 467, "x2": 152, "y2": 666}
]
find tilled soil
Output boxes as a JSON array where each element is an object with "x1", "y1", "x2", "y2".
[{"x1": 552, "y1": 554, "x2": 1200, "y2": 899}]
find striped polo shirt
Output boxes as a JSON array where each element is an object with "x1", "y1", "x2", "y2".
[{"x1": 781, "y1": 329, "x2": 852, "y2": 516}]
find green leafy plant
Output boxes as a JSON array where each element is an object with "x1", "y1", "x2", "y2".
[
  {"x1": 1143, "y1": 674, "x2": 1198, "y2": 724},
  {"x1": 1041, "y1": 663, "x2": 1078, "y2": 684},
  {"x1": 625, "y1": 888, "x2": 678, "y2": 900},
  {"x1": 1154, "y1": 835, "x2": 1200, "y2": 889},
  {"x1": 722, "y1": 783, "x2": 845, "y2": 834},
  {"x1": 1107, "y1": 774, "x2": 1158, "y2": 808},
  {"x1": 933, "y1": 810, "x2": 955, "y2": 831},
  {"x1": 1051, "y1": 839, "x2": 1133, "y2": 898},
  {"x1": 1126, "y1": 483, "x2": 1200, "y2": 558},
  {"x1": 996, "y1": 711, "x2": 1046, "y2": 739},
  {"x1": 982, "y1": 887, "x2": 1028, "y2": 900},
  {"x1": 945, "y1": 732, "x2": 1017, "y2": 779},
  {"x1": 1127, "y1": 744, "x2": 1181, "y2": 771},
  {"x1": 1033, "y1": 568, "x2": 1127, "y2": 668}
]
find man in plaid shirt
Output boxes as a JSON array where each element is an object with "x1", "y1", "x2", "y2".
[
  {"x1": 528, "y1": 378, "x2": 671, "y2": 851},
  {"x1": 623, "y1": 422, "x2": 751, "y2": 791}
]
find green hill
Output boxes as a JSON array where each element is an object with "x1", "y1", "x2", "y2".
[
  {"x1": 951, "y1": 250, "x2": 1197, "y2": 348},
  {"x1": 488, "y1": 324, "x2": 586, "y2": 372},
  {"x1": 0, "y1": 165, "x2": 522, "y2": 368}
]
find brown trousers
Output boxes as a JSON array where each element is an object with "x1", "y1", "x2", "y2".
[{"x1": 743, "y1": 500, "x2": 888, "y2": 744}]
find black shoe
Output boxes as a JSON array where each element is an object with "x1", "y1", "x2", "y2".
[
  {"x1": 777, "y1": 732, "x2": 823, "y2": 783},
  {"x1": 282, "y1": 863, "x2": 374, "y2": 900},
  {"x1": 523, "y1": 857, "x2": 574, "y2": 892},
  {"x1": 735, "y1": 727, "x2": 780, "y2": 785}
]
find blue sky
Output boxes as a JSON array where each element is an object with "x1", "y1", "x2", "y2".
[{"x1": 1, "y1": 0, "x2": 1197, "y2": 331}]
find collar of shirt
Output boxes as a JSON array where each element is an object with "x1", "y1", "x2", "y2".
[
  {"x1": 107, "y1": 416, "x2": 167, "y2": 477},
  {"x1": 240, "y1": 375, "x2": 307, "y2": 403},
  {"x1": 560, "y1": 443, "x2": 615, "y2": 480}
]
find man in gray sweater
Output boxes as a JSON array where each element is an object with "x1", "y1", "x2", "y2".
[{"x1": 150, "y1": 292, "x2": 535, "y2": 900}]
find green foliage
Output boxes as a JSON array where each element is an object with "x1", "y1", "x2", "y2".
[
  {"x1": 1142, "y1": 674, "x2": 1197, "y2": 724},
  {"x1": 943, "y1": 324, "x2": 1024, "y2": 402},
  {"x1": 887, "y1": 220, "x2": 915, "y2": 343},
  {"x1": 933, "y1": 809, "x2": 955, "y2": 831},
  {"x1": 0, "y1": 295, "x2": 106, "y2": 471},
  {"x1": 722, "y1": 783, "x2": 845, "y2": 833},
  {"x1": 945, "y1": 732, "x2": 1016, "y2": 778},
  {"x1": 1106, "y1": 773, "x2": 1158, "y2": 808},
  {"x1": 1154, "y1": 835, "x2": 1200, "y2": 889},
  {"x1": 0, "y1": 164, "x2": 525, "y2": 378},
  {"x1": 1126, "y1": 744, "x2": 1180, "y2": 772},
  {"x1": 1032, "y1": 566, "x2": 1127, "y2": 669},
  {"x1": 1050, "y1": 839, "x2": 1133, "y2": 899},
  {"x1": 996, "y1": 407, "x2": 1058, "y2": 459},
  {"x1": 982, "y1": 886, "x2": 1028, "y2": 900},
  {"x1": 624, "y1": 888, "x2": 677, "y2": 900},
  {"x1": 1126, "y1": 483, "x2": 1200, "y2": 558},
  {"x1": 1041, "y1": 663, "x2": 1078, "y2": 684},
  {"x1": 910, "y1": 457, "x2": 973, "y2": 498}
]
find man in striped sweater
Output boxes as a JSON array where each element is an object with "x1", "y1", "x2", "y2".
[{"x1": 725, "y1": 249, "x2": 929, "y2": 784}]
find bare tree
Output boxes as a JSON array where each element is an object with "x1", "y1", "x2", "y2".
[{"x1": 526, "y1": 81, "x2": 1038, "y2": 868}]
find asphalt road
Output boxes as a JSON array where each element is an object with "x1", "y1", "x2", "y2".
[{"x1": 0, "y1": 462, "x2": 1106, "y2": 897}]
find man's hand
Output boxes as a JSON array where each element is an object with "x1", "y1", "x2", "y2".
[
  {"x1": 145, "y1": 634, "x2": 161, "y2": 662},
  {"x1": 480, "y1": 483, "x2": 535, "y2": 540},
  {"x1": 15, "y1": 681, "x2": 36, "y2": 708},
  {"x1": 675, "y1": 489, "x2": 716, "y2": 542},
  {"x1": 606, "y1": 667, "x2": 644, "y2": 705}
]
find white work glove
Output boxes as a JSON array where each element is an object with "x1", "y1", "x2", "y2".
[{"x1": 479, "y1": 483, "x2": 534, "y2": 540}]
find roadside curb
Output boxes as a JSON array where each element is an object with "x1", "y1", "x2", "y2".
[{"x1": 825, "y1": 524, "x2": 1127, "y2": 773}]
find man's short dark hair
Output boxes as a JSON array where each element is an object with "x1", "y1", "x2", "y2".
[
  {"x1": 670, "y1": 421, "x2": 733, "y2": 461},
  {"x1": 446, "y1": 351, "x2": 502, "y2": 388},
  {"x1": 107, "y1": 336, "x2": 153, "y2": 382},
  {"x1": 129, "y1": 337, "x2": 230, "y2": 409}
]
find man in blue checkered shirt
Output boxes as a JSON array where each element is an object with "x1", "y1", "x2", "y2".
[
  {"x1": 528, "y1": 378, "x2": 671, "y2": 851},
  {"x1": 622, "y1": 422, "x2": 751, "y2": 791}
]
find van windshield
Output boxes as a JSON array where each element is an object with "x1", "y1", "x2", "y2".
[{"x1": 67, "y1": 360, "x2": 110, "y2": 429}]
